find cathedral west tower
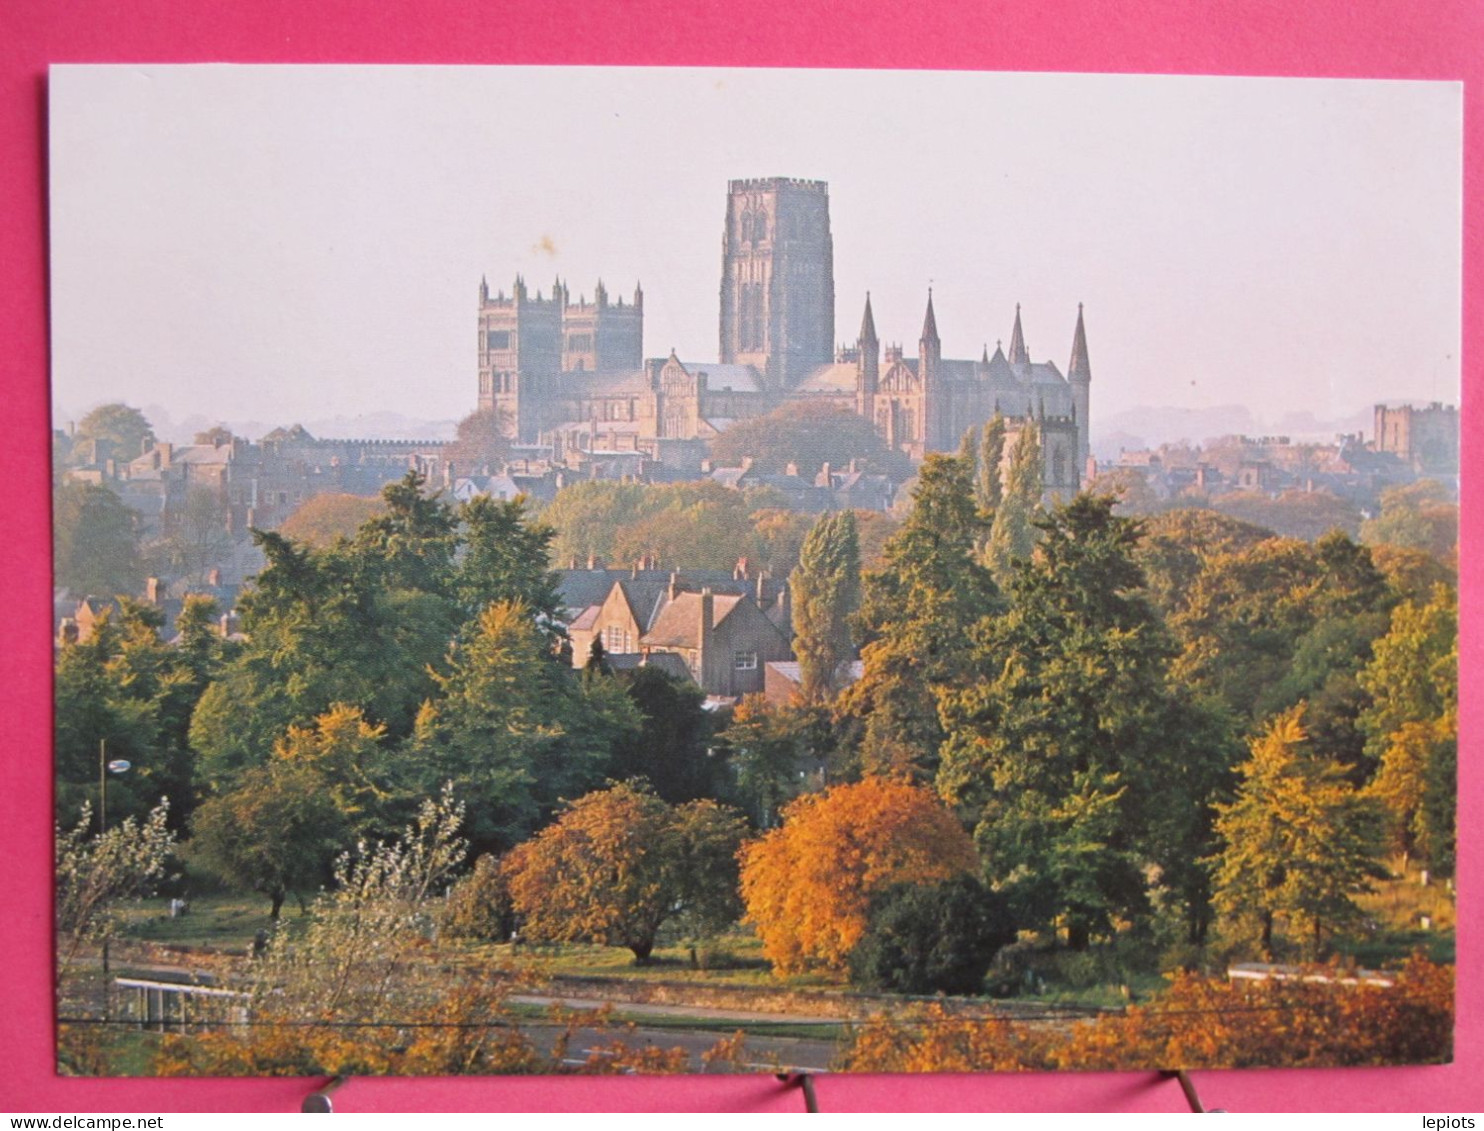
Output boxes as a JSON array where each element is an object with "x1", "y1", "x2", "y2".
[{"x1": 719, "y1": 177, "x2": 835, "y2": 391}]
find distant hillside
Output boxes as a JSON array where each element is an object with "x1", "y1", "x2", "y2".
[{"x1": 1091, "y1": 403, "x2": 1374, "y2": 461}]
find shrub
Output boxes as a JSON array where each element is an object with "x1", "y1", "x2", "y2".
[{"x1": 848, "y1": 874, "x2": 1015, "y2": 995}]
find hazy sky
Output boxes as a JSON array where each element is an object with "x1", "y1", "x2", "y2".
[{"x1": 49, "y1": 66, "x2": 1461, "y2": 436}]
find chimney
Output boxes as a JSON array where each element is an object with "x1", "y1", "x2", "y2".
[
  {"x1": 734, "y1": 556, "x2": 749, "y2": 581},
  {"x1": 817, "y1": 461, "x2": 832, "y2": 488},
  {"x1": 588, "y1": 554, "x2": 598, "y2": 570},
  {"x1": 145, "y1": 577, "x2": 161, "y2": 604},
  {"x1": 206, "y1": 568, "x2": 222, "y2": 587},
  {"x1": 700, "y1": 459, "x2": 713, "y2": 474},
  {"x1": 785, "y1": 461, "x2": 799, "y2": 478},
  {"x1": 668, "y1": 570, "x2": 680, "y2": 601},
  {"x1": 740, "y1": 457, "x2": 754, "y2": 472},
  {"x1": 777, "y1": 583, "x2": 792, "y2": 631},
  {"x1": 756, "y1": 572, "x2": 767, "y2": 603},
  {"x1": 698, "y1": 588, "x2": 714, "y2": 685}
]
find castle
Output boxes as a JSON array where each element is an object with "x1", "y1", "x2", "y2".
[{"x1": 477, "y1": 177, "x2": 1090, "y2": 491}]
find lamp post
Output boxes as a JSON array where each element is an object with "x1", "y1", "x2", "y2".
[
  {"x1": 97, "y1": 739, "x2": 131, "y2": 834},
  {"x1": 96, "y1": 743, "x2": 132, "y2": 1017}
]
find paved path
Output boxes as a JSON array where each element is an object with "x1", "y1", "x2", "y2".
[{"x1": 509, "y1": 993, "x2": 844, "y2": 1027}]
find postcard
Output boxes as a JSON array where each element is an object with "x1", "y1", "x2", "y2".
[{"x1": 49, "y1": 65, "x2": 1460, "y2": 1076}]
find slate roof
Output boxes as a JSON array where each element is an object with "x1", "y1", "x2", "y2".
[{"x1": 643, "y1": 591, "x2": 745, "y2": 649}]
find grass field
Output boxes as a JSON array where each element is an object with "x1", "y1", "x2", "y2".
[{"x1": 106, "y1": 861, "x2": 1454, "y2": 1015}]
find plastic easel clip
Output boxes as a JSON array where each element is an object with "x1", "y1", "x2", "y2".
[
  {"x1": 1161, "y1": 1068, "x2": 1224, "y2": 1113},
  {"x1": 776, "y1": 1072, "x2": 820, "y2": 1112},
  {"x1": 302, "y1": 1075, "x2": 348, "y2": 1113}
]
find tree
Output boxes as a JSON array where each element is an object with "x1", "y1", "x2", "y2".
[
  {"x1": 975, "y1": 412, "x2": 1007, "y2": 521},
  {"x1": 607, "y1": 666, "x2": 722, "y2": 803},
  {"x1": 715, "y1": 696, "x2": 828, "y2": 827},
  {"x1": 189, "y1": 484, "x2": 462, "y2": 782},
  {"x1": 789, "y1": 510, "x2": 860, "y2": 702},
  {"x1": 739, "y1": 777, "x2": 978, "y2": 974},
  {"x1": 1358, "y1": 585, "x2": 1457, "y2": 873},
  {"x1": 939, "y1": 494, "x2": 1232, "y2": 947},
  {"x1": 848, "y1": 874, "x2": 1015, "y2": 995},
  {"x1": 157, "y1": 486, "x2": 233, "y2": 584},
  {"x1": 73, "y1": 403, "x2": 155, "y2": 460},
  {"x1": 707, "y1": 399, "x2": 914, "y2": 480},
  {"x1": 501, "y1": 782, "x2": 748, "y2": 963},
  {"x1": 1209, "y1": 488, "x2": 1363, "y2": 541},
  {"x1": 56, "y1": 799, "x2": 175, "y2": 971},
  {"x1": 445, "y1": 406, "x2": 511, "y2": 473},
  {"x1": 411, "y1": 601, "x2": 639, "y2": 854},
  {"x1": 837, "y1": 454, "x2": 999, "y2": 780},
  {"x1": 189, "y1": 761, "x2": 352, "y2": 918},
  {"x1": 1211, "y1": 707, "x2": 1385, "y2": 959},
  {"x1": 453, "y1": 494, "x2": 562, "y2": 627},
  {"x1": 984, "y1": 419, "x2": 1041, "y2": 583},
  {"x1": 53, "y1": 481, "x2": 143, "y2": 598},
  {"x1": 278, "y1": 493, "x2": 386, "y2": 547},
  {"x1": 1361, "y1": 480, "x2": 1458, "y2": 561}
]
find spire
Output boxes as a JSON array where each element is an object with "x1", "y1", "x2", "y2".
[
  {"x1": 859, "y1": 292, "x2": 878, "y2": 346},
  {"x1": 634, "y1": 281, "x2": 644, "y2": 310},
  {"x1": 1068, "y1": 302, "x2": 1091, "y2": 383},
  {"x1": 981, "y1": 343, "x2": 989, "y2": 364},
  {"x1": 1008, "y1": 303, "x2": 1028, "y2": 365},
  {"x1": 479, "y1": 274, "x2": 489, "y2": 303},
  {"x1": 920, "y1": 288, "x2": 940, "y2": 348}
]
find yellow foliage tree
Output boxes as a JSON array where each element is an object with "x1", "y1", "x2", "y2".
[{"x1": 739, "y1": 776, "x2": 978, "y2": 974}]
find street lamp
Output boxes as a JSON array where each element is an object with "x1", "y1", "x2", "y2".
[{"x1": 97, "y1": 739, "x2": 131, "y2": 834}]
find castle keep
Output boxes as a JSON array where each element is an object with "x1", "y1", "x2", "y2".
[{"x1": 477, "y1": 177, "x2": 1090, "y2": 489}]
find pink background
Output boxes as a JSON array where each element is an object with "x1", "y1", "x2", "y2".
[{"x1": 2, "y1": 0, "x2": 1479, "y2": 1112}]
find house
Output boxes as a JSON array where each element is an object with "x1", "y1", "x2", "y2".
[{"x1": 640, "y1": 588, "x2": 793, "y2": 699}]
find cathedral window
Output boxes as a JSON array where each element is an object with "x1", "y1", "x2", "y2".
[
  {"x1": 740, "y1": 211, "x2": 754, "y2": 243},
  {"x1": 487, "y1": 330, "x2": 510, "y2": 350},
  {"x1": 1053, "y1": 448, "x2": 1066, "y2": 484}
]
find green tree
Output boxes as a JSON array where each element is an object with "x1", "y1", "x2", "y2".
[
  {"x1": 607, "y1": 666, "x2": 722, "y2": 803},
  {"x1": 984, "y1": 420, "x2": 1041, "y2": 584},
  {"x1": 73, "y1": 403, "x2": 155, "y2": 461},
  {"x1": 838, "y1": 454, "x2": 999, "y2": 781},
  {"x1": 939, "y1": 494, "x2": 1231, "y2": 947},
  {"x1": 707, "y1": 399, "x2": 914, "y2": 480},
  {"x1": 1211, "y1": 707, "x2": 1386, "y2": 959},
  {"x1": 975, "y1": 412, "x2": 1007, "y2": 521},
  {"x1": 1358, "y1": 585, "x2": 1457, "y2": 873},
  {"x1": 848, "y1": 874, "x2": 1015, "y2": 995},
  {"x1": 1360, "y1": 480, "x2": 1457, "y2": 561},
  {"x1": 790, "y1": 510, "x2": 860, "y2": 702},
  {"x1": 454, "y1": 494, "x2": 562, "y2": 627},
  {"x1": 715, "y1": 696, "x2": 827, "y2": 827},
  {"x1": 53, "y1": 481, "x2": 143, "y2": 598},
  {"x1": 189, "y1": 761, "x2": 351, "y2": 919},
  {"x1": 411, "y1": 601, "x2": 639, "y2": 854}
]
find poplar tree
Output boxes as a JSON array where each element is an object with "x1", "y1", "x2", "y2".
[
  {"x1": 985, "y1": 419, "x2": 1041, "y2": 584},
  {"x1": 790, "y1": 510, "x2": 861, "y2": 702}
]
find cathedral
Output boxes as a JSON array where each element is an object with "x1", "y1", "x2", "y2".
[{"x1": 476, "y1": 177, "x2": 1090, "y2": 491}]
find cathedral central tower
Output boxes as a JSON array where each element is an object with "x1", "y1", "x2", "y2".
[{"x1": 718, "y1": 177, "x2": 835, "y2": 391}]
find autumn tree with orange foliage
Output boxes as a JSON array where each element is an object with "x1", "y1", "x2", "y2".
[
  {"x1": 502, "y1": 781, "x2": 748, "y2": 963},
  {"x1": 739, "y1": 776, "x2": 979, "y2": 974},
  {"x1": 836, "y1": 955, "x2": 1452, "y2": 1072}
]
